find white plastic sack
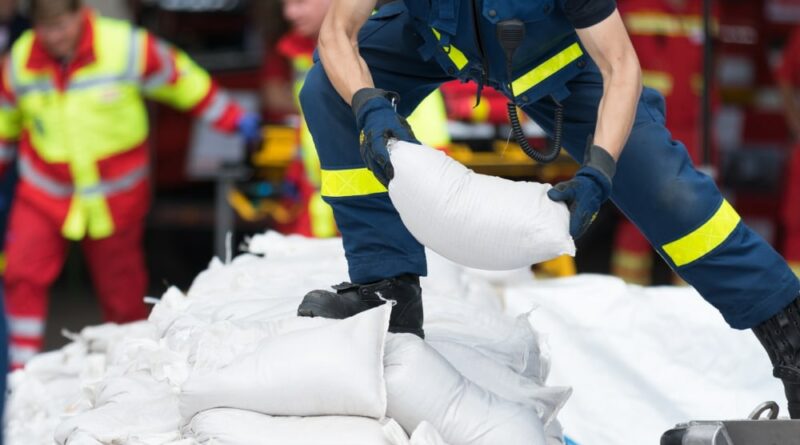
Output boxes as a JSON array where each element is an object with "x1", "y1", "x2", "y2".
[
  {"x1": 387, "y1": 140, "x2": 575, "y2": 270},
  {"x1": 185, "y1": 408, "x2": 394, "y2": 445},
  {"x1": 54, "y1": 373, "x2": 182, "y2": 445},
  {"x1": 429, "y1": 339, "x2": 571, "y2": 428},
  {"x1": 384, "y1": 420, "x2": 451, "y2": 445},
  {"x1": 384, "y1": 334, "x2": 547, "y2": 445},
  {"x1": 180, "y1": 304, "x2": 391, "y2": 420}
]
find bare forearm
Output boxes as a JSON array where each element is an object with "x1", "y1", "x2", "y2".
[
  {"x1": 576, "y1": 10, "x2": 642, "y2": 161},
  {"x1": 593, "y1": 57, "x2": 642, "y2": 160},
  {"x1": 317, "y1": 1, "x2": 375, "y2": 105}
]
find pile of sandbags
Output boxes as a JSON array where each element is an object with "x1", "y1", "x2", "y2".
[{"x1": 5, "y1": 232, "x2": 569, "y2": 445}]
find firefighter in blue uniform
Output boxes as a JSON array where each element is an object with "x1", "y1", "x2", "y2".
[{"x1": 296, "y1": 0, "x2": 800, "y2": 416}]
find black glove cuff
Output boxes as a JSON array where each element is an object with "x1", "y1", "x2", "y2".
[
  {"x1": 585, "y1": 144, "x2": 617, "y2": 183},
  {"x1": 352, "y1": 88, "x2": 399, "y2": 117}
]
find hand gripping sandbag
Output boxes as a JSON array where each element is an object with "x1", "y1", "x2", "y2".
[
  {"x1": 387, "y1": 141, "x2": 575, "y2": 270},
  {"x1": 384, "y1": 334, "x2": 547, "y2": 445},
  {"x1": 180, "y1": 304, "x2": 391, "y2": 420},
  {"x1": 186, "y1": 408, "x2": 394, "y2": 445}
]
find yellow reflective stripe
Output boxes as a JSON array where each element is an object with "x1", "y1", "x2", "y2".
[
  {"x1": 624, "y1": 13, "x2": 713, "y2": 37},
  {"x1": 321, "y1": 168, "x2": 387, "y2": 198},
  {"x1": 642, "y1": 70, "x2": 673, "y2": 96},
  {"x1": 511, "y1": 43, "x2": 583, "y2": 96},
  {"x1": 431, "y1": 29, "x2": 468, "y2": 71},
  {"x1": 662, "y1": 200, "x2": 741, "y2": 267}
]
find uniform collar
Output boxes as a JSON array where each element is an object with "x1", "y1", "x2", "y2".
[{"x1": 27, "y1": 9, "x2": 96, "y2": 72}]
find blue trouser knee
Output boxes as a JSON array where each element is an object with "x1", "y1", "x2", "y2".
[
  {"x1": 524, "y1": 63, "x2": 800, "y2": 329},
  {"x1": 299, "y1": 1, "x2": 450, "y2": 283}
]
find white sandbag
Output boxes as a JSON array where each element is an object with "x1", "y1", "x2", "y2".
[
  {"x1": 429, "y1": 339, "x2": 571, "y2": 428},
  {"x1": 54, "y1": 373, "x2": 182, "y2": 445},
  {"x1": 180, "y1": 304, "x2": 390, "y2": 420},
  {"x1": 185, "y1": 408, "x2": 393, "y2": 445},
  {"x1": 384, "y1": 420, "x2": 451, "y2": 445},
  {"x1": 384, "y1": 334, "x2": 547, "y2": 445},
  {"x1": 387, "y1": 140, "x2": 575, "y2": 270}
]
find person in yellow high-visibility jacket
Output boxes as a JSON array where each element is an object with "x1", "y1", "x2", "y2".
[
  {"x1": 0, "y1": 0, "x2": 260, "y2": 368},
  {"x1": 262, "y1": 0, "x2": 449, "y2": 238}
]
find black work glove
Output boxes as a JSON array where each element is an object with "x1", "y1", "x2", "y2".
[
  {"x1": 352, "y1": 88, "x2": 419, "y2": 187},
  {"x1": 547, "y1": 137, "x2": 617, "y2": 239}
]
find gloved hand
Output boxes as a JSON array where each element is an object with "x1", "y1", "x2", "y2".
[
  {"x1": 547, "y1": 139, "x2": 616, "y2": 239},
  {"x1": 352, "y1": 88, "x2": 418, "y2": 186},
  {"x1": 237, "y1": 112, "x2": 262, "y2": 143}
]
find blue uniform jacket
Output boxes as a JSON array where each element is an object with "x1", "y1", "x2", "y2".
[{"x1": 397, "y1": 0, "x2": 590, "y2": 103}]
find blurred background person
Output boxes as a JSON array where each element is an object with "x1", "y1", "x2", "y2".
[
  {"x1": 0, "y1": 0, "x2": 24, "y2": 433},
  {"x1": 260, "y1": 0, "x2": 337, "y2": 238},
  {"x1": 776, "y1": 25, "x2": 800, "y2": 279},
  {"x1": 260, "y1": 0, "x2": 449, "y2": 238},
  {"x1": 0, "y1": 0, "x2": 259, "y2": 368},
  {"x1": 0, "y1": 0, "x2": 27, "y2": 53},
  {"x1": 82, "y1": 0, "x2": 133, "y2": 20},
  {"x1": 611, "y1": 0, "x2": 714, "y2": 285},
  {"x1": 0, "y1": 0, "x2": 26, "y2": 271}
]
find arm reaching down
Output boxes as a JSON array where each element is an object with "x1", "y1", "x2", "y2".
[
  {"x1": 548, "y1": 6, "x2": 643, "y2": 239},
  {"x1": 575, "y1": 9, "x2": 642, "y2": 161},
  {"x1": 314, "y1": 0, "x2": 417, "y2": 186},
  {"x1": 317, "y1": 0, "x2": 377, "y2": 104}
]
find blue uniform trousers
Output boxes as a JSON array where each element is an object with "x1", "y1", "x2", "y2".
[{"x1": 299, "y1": 3, "x2": 800, "y2": 329}]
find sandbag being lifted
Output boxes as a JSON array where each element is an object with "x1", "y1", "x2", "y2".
[{"x1": 387, "y1": 141, "x2": 575, "y2": 270}]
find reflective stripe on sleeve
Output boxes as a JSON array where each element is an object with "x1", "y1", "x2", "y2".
[
  {"x1": 662, "y1": 200, "x2": 741, "y2": 267},
  {"x1": 321, "y1": 168, "x2": 388, "y2": 198},
  {"x1": 200, "y1": 92, "x2": 231, "y2": 124},
  {"x1": 142, "y1": 40, "x2": 177, "y2": 91}
]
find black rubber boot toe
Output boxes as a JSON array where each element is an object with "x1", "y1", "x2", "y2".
[{"x1": 297, "y1": 274, "x2": 424, "y2": 338}]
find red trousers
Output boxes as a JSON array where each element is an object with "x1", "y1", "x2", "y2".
[
  {"x1": 4, "y1": 201, "x2": 149, "y2": 367},
  {"x1": 784, "y1": 146, "x2": 800, "y2": 277}
]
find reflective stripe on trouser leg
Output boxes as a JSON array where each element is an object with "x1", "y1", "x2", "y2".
[
  {"x1": 301, "y1": 65, "x2": 427, "y2": 283},
  {"x1": 8, "y1": 315, "x2": 45, "y2": 367},
  {"x1": 4, "y1": 200, "x2": 70, "y2": 366},
  {"x1": 299, "y1": 4, "x2": 450, "y2": 283},
  {"x1": 523, "y1": 61, "x2": 800, "y2": 329}
]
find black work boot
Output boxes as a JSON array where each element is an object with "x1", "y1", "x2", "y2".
[
  {"x1": 753, "y1": 296, "x2": 800, "y2": 419},
  {"x1": 297, "y1": 274, "x2": 424, "y2": 338}
]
